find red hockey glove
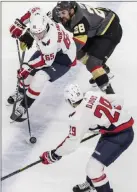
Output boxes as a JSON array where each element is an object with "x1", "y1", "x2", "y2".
[
  {"x1": 9, "y1": 19, "x2": 26, "y2": 38},
  {"x1": 40, "y1": 150, "x2": 62, "y2": 165},
  {"x1": 17, "y1": 64, "x2": 32, "y2": 80}
]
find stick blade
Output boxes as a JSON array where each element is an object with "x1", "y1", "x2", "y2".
[{"x1": 10, "y1": 113, "x2": 27, "y2": 123}]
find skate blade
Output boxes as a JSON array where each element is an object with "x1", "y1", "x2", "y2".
[
  {"x1": 10, "y1": 117, "x2": 28, "y2": 123},
  {"x1": 108, "y1": 72, "x2": 114, "y2": 80}
]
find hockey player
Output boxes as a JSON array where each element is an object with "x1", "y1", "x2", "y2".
[
  {"x1": 40, "y1": 84, "x2": 134, "y2": 192},
  {"x1": 50, "y1": 1, "x2": 123, "y2": 94},
  {"x1": 8, "y1": 7, "x2": 77, "y2": 121}
]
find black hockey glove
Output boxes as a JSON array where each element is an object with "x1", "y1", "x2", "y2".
[{"x1": 19, "y1": 28, "x2": 34, "y2": 50}]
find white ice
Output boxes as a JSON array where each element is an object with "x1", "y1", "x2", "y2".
[{"x1": 2, "y1": 2, "x2": 137, "y2": 192}]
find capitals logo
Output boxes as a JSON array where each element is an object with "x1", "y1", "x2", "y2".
[{"x1": 42, "y1": 39, "x2": 50, "y2": 46}]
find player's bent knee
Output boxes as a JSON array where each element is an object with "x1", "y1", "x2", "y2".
[
  {"x1": 86, "y1": 55, "x2": 103, "y2": 72},
  {"x1": 86, "y1": 156, "x2": 104, "y2": 179}
]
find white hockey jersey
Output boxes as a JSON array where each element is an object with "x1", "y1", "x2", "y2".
[
  {"x1": 20, "y1": 7, "x2": 76, "y2": 68},
  {"x1": 55, "y1": 91, "x2": 134, "y2": 156}
]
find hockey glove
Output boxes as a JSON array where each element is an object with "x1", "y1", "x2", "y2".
[
  {"x1": 9, "y1": 19, "x2": 27, "y2": 38},
  {"x1": 17, "y1": 64, "x2": 32, "y2": 80},
  {"x1": 40, "y1": 150, "x2": 62, "y2": 165},
  {"x1": 19, "y1": 29, "x2": 34, "y2": 49}
]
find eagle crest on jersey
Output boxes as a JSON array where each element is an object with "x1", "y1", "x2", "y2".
[{"x1": 42, "y1": 39, "x2": 50, "y2": 46}]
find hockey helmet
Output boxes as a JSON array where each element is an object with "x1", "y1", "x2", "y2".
[
  {"x1": 64, "y1": 84, "x2": 83, "y2": 107},
  {"x1": 55, "y1": 1, "x2": 77, "y2": 25},
  {"x1": 56, "y1": 1, "x2": 77, "y2": 12},
  {"x1": 30, "y1": 11, "x2": 50, "y2": 40}
]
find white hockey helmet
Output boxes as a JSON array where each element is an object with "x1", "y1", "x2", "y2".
[
  {"x1": 30, "y1": 11, "x2": 50, "y2": 40},
  {"x1": 64, "y1": 84, "x2": 83, "y2": 107}
]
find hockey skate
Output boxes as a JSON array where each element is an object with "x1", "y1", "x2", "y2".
[
  {"x1": 101, "y1": 83, "x2": 115, "y2": 94},
  {"x1": 73, "y1": 181, "x2": 114, "y2": 192},
  {"x1": 10, "y1": 103, "x2": 27, "y2": 122},
  {"x1": 7, "y1": 91, "x2": 24, "y2": 105},
  {"x1": 73, "y1": 181, "x2": 96, "y2": 192},
  {"x1": 89, "y1": 64, "x2": 114, "y2": 87}
]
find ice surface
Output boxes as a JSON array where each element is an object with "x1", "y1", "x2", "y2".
[{"x1": 2, "y1": 2, "x2": 137, "y2": 192}]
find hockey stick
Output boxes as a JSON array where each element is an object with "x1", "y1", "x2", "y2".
[
  {"x1": 15, "y1": 40, "x2": 36, "y2": 142},
  {"x1": 81, "y1": 132, "x2": 99, "y2": 143},
  {"x1": 1, "y1": 159, "x2": 42, "y2": 181},
  {"x1": 1, "y1": 133, "x2": 99, "y2": 181},
  {"x1": 10, "y1": 48, "x2": 26, "y2": 121}
]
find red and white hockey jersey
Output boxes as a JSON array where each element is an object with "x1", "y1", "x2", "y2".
[
  {"x1": 20, "y1": 7, "x2": 76, "y2": 69},
  {"x1": 55, "y1": 91, "x2": 134, "y2": 156}
]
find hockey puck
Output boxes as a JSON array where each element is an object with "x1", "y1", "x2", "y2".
[{"x1": 29, "y1": 137, "x2": 37, "y2": 144}]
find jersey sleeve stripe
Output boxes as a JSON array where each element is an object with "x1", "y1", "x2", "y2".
[
  {"x1": 20, "y1": 11, "x2": 31, "y2": 24},
  {"x1": 100, "y1": 13, "x2": 115, "y2": 35},
  {"x1": 73, "y1": 35, "x2": 88, "y2": 45},
  {"x1": 29, "y1": 55, "x2": 45, "y2": 68}
]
